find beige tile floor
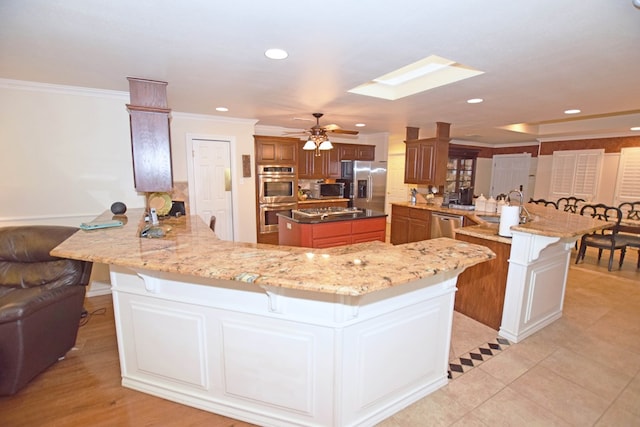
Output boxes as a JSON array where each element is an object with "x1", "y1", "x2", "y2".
[{"x1": 378, "y1": 246, "x2": 640, "y2": 427}]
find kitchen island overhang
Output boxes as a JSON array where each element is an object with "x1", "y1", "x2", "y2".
[
  {"x1": 51, "y1": 210, "x2": 494, "y2": 427},
  {"x1": 455, "y1": 203, "x2": 613, "y2": 343}
]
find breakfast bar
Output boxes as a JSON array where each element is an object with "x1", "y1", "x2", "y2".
[
  {"x1": 455, "y1": 203, "x2": 611, "y2": 342},
  {"x1": 51, "y1": 209, "x2": 494, "y2": 427}
]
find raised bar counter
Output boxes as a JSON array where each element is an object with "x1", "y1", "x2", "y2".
[
  {"x1": 51, "y1": 209, "x2": 494, "y2": 427},
  {"x1": 52, "y1": 209, "x2": 492, "y2": 296},
  {"x1": 453, "y1": 203, "x2": 611, "y2": 342}
]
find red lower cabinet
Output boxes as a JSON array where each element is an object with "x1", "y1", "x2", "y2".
[{"x1": 279, "y1": 217, "x2": 386, "y2": 248}]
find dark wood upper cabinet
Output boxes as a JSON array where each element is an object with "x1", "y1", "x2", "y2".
[
  {"x1": 297, "y1": 142, "x2": 341, "y2": 179},
  {"x1": 404, "y1": 122, "x2": 450, "y2": 187},
  {"x1": 338, "y1": 144, "x2": 375, "y2": 161},
  {"x1": 255, "y1": 135, "x2": 298, "y2": 165},
  {"x1": 127, "y1": 78, "x2": 173, "y2": 192}
]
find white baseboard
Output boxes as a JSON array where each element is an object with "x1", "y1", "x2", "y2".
[{"x1": 87, "y1": 280, "x2": 112, "y2": 297}]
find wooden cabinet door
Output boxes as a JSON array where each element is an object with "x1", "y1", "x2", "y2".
[
  {"x1": 409, "y1": 208, "x2": 431, "y2": 242},
  {"x1": 323, "y1": 147, "x2": 341, "y2": 178},
  {"x1": 339, "y1": 144, "x2": 375, "y2": 161},
  {"x1": 297, "y1": 143, "x2": 315, "y2": 178},
  {"x1": 408, "y1": 218, "x2": 429, "y2": 242},
  {"x1": 339, "y1": 144, "x2": 358, "y2": 160},
  {"x1": 404, "y1": 142, "x2": 421, "y2": 184},
  {"x1": 417, "y1": 141, "x2": 437, "y2": 183},
  {"x1": 390, "y1": 205, "x2": 410, "y2": 245},
  {"x1": 255, "y1": 136, "x2": 298, "y2": 165},
  {"x1": 357, "y1": 145, "x2": 375, "y2": 161},
  {"x1": 404, "y1": 140, "x2": 447, "y2": 186},
  {"x1": 129, "y1": 109, "x2": 173, "y2": 192}
]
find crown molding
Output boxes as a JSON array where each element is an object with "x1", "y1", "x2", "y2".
[{"x1": 0, "y1": 78, "x2": 129, "y2": 100}]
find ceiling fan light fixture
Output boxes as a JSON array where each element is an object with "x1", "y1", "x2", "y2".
[
  {"x1": 303, "y1": 139, "x2": 317, "y2": 150},
  {"x1": 319, "y1": 139, "x2": 333, "y2": 150}
]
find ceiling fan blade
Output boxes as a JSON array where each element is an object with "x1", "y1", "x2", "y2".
[
  {"x1": 321, "y1": 124, "x2": 341, "y2": 131},
  {"x1": 328, "y1": 129, "x2": 359, "y2": 135},
  {"x1": 282, "y1": 131, "x2": 309, "y2": 135}
]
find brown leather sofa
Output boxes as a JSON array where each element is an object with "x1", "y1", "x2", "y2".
[{"x1": 0, "y1": 225, "x2": 92, "y2": 395}]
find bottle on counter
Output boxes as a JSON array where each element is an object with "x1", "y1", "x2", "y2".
[
  {"x1": 496, "y1": 197, "x2": 506, "y2": 214},
  {"x1": 485, "y1": 196, "x2": 497, "y2": 213},
  {"x1": 475, "y1": 194, "x2": 486, "y2": 212}
]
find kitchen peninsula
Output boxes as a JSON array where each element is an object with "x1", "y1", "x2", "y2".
[
  {"x1": 51, "y1": 209, "x2": 494, "y2": 427},
  {"x1": 392, "y1": 202, "x2": 611, "y2": 342}
]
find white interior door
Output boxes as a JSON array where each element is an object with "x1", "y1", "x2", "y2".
[
  {"x1": 191, "y1": 139, "x2": 234, "y2": 240},
  {"x1": 490, "y1": 154, "x2": 532, "y2": 200}
]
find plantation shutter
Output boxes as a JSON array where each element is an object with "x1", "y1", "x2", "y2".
[
  {"x1": 549, "y1": 149, "x2": 603, "y2": 201},
  {"x1": 614, "y1": 147, "x2": 640, "y2": 204}
]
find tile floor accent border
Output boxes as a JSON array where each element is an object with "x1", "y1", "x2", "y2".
[{"x1": 448, "y1": 337, "x2": 511, "y2": 380}]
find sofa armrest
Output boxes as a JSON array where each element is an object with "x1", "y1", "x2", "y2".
[{"x1": 0, "y1": 286, "x2": 86, "y2": 325}]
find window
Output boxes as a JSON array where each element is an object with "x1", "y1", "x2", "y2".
[
  {"x1": 549, "y1": 149, "x2": 603, "y2": 201},
  {"x1": 614, "y1": 147, "x2": 640, "y2": 204}
]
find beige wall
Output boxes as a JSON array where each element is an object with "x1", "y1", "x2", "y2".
[
  {"x1": 0, "y1": 79, "x2": 259, "y2": 242},
  {"x1": 0, "y1": 80, "x2": 144, "y2": 226}
]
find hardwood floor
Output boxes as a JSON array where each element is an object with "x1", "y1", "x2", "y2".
[{"x1": 0, "y1": 295, "x2": 257, "y2": 427}]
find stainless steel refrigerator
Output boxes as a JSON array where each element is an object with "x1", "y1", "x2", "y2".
[{"x1": 353, "y1": 160, "x2": 387, "y2": 212}]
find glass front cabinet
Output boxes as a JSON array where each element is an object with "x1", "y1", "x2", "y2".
[{"x1": 445, "y1": 148, "x2": 479, "y2": 194}]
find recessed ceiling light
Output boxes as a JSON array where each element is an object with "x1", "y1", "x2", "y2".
[
  {"x1": 467, "y1": 98, "x2": 483, "y2": 104},
  {"x1": 564, "y1": 109, "x2": 581, "y2": 114},
  {"x1": 355, "y1": 123, "x2": 366, "y2": 127},
  {"x1": 631, "y1": 126, "x2": 640, "y2": 131},
  {"x1": 215, "y1": 107, "x2": 229, "y2": 112},
  {"x1": 265, "y1": 48, "x2": 288, "y2": 60}
]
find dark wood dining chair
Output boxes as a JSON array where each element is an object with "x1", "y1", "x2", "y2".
[
  {"x1": 618, "y1": 202, "x2": 640, "y2": 268},
  {"x1": 557, "y1": 196, "x2": 585, "y2": 213},
  {"x1": 529, "y1": 198, "x2": 558, "y2": 209},
  {"x1": 209, "y1": 216, "x2": 216, "y2": 232},
  {"x1": 575, "y1": 204, "x2": 627, "y2": 271}
]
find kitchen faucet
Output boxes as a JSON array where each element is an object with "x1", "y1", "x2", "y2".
[{"x1": 507, "y1": 189, "x2": 531, "y2": 224}]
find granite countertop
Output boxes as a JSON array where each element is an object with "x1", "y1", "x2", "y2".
[
  {"x1": 51, "y1": 208, "x2": 495, "y2": 296},
  {"x1": 278, "y1": 209, "x2": 387, "y2": 224},
  {"x1": 394, "y1": 202, "x2": 611, "y2": 243},
  {"x1": 455, "y1": 224, "x2": 513, "y2": 244}
]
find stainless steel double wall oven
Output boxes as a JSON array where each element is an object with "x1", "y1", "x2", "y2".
[{"x1": 257, "y1": 165, "x2": 297, "y2": 234}]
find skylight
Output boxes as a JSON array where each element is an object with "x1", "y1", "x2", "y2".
[{"x1": 348, "y1": 55, "x2": 484, "y2": 101}]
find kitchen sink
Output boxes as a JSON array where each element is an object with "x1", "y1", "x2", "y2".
[{"x1": 477, "y1": 215, "x2": 501, "y2": 224}]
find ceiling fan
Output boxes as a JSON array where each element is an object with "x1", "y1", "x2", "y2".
[
  {"x1": 288, "y1": 113, "x2": 359, "y2": 137},
  {"x1": 286, "y1": 113, "x2": 359, "y2": 155}
]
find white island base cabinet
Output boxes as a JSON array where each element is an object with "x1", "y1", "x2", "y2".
[
  {"x1": 499, "y1": 231, "x2": 577, "y2": 343},
  {"x1": 109, "y1": 265, "x2": 459, "y2": 427}
]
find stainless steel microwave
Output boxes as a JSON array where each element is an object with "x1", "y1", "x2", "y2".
[{"x1": 319, "y1": 183, "x2": 345, "y2": 198}]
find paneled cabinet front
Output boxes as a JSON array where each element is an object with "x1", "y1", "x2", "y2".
[
  {"x1": 128, "y1": 107, "x2": 173, "y2": 192},
  {"x1": 338, "y1": 144, "x2": 375, "y2": 161},
  {"x1": 390, "y1": 205, "x2": 431, "y2": 245},
  {"x1": 404, "y1": 139, "x2": 447, "y2": 186},
  {"x1": 297, "y1": 142, "x2": 341, "y2": 179},
  {"x1": 255, "y1": 136, "x2": 298, "y2": 165}
]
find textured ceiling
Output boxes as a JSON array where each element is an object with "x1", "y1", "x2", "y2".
[{"x1": 1, "y1": 0, "x2": 639, "y2": 144}]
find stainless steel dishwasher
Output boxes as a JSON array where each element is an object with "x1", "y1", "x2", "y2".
[{"x1": 430, "y1": 212, "x2": 465, "y2": 239}]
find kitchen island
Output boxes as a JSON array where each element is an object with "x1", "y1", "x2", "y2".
[
  {"x1": 455, "y1": 203, "x2": 610, "y2": 342},
  {"x1": 278, "y1": 208, "x2": 387, "y2": 248},
  {"x1": 51, "y1": 209, "x2": 493, "y2": 427}
]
